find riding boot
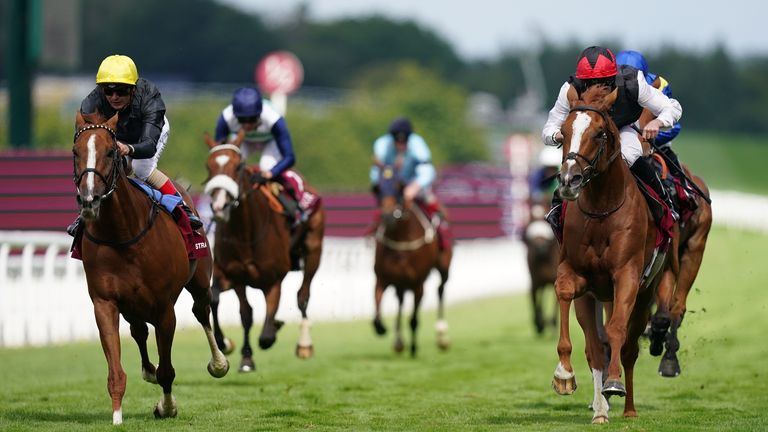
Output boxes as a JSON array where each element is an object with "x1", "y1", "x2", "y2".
[
  {"x1": 545, "y1": 191, "x2": 563, "y2": 233},
  {"x1": 630, "y1": 156, "x2": 678, "y2": 221},
  {"x1": 66, "y1": 216, "x2": 82, "y2": 237},
  {"x1": 277, "y1": 193, "x2": 302, "y2": 227},
  {"x1": 175, "y1": 193, "x2": 204, "y2": 229}
]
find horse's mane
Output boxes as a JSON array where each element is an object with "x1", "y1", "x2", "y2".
[{"x1": 579, "y1": 85, "x2": 613, "y2": 110}]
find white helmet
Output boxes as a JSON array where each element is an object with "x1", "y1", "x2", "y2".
[{"x1": 538, "y1": 147, "x2": 561, "y2": 167}]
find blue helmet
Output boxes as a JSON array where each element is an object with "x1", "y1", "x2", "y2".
[
  {"x1": 388, "y1": 117, "x2": 413, "y2": 139},
  {"x1": 232, "y1": 87, "x2": 263, "y2": 118},
  {"x1": 615, "y1": 50, "x2": 648, "y2": 75}
]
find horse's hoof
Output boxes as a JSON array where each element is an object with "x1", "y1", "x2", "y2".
[
  {"x1": 602, "y1": 380, "x2": 626, "y2": 397},
  {"x1": 274, "y1": 320, "x2": 285, "y2": 331},
  {"x1": 259, "y1": 336, "x2": 276, "y2": 350},
  {"x1": 208, "y1": 358, "x2": 230, "y2": 378},
  {"x1": 296, "y1": 344, "x2": 314, "y2": 359},
  {"x1": 437, "y1": 338, "x2": 451, "y2": 351},
  {"x1": 220, "y1": 338, "x2": 235, "y2": 355},
  {"x1": 552, "y1": 376, "x2": 577, "y2": 395},
  {"x1": 658, "y1": 356, "x2": 681, "y2": 378},
  {"x1": 393, "y1": 339, "x2": 405, "y2": 354},
  {"x1": 649, "y1": 332, "x2": 665, "y2": 357},
  {"x1": 239, "y1": 357, "x2": 256, "y2": 373},
  {"x1": 592, "y1": 415, "x2": 609, "y2": 424},
  {"x1": 142, "y1": 365, "x2": 158, "y2": 384},
  {"x1": 373, "y1": 319, "x2": 387, "y2": 336},
  {"x1": 153, "y1": 399, "x2": 177, "y2": 419}
]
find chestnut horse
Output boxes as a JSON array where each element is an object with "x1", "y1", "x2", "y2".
[
  {"x1": 524, "y1": 199, "x2": 559, "y2": 335},
  {"x1": 73, "y1": 112, "x2": 228, "y2": 425},
  {"x1": 372, "y1": 164, "x2": 452, "y2": 356},
  {"x1": 203, "y1": 131, "x2": 325, "y2": 372},
  {"x1": 550, "y1": 85, "x2": 676, "y2": 423}
]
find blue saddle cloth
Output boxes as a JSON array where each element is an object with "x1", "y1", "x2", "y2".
[{"x1": 128, "y1": 178, "x2": 182, "y2": 213}]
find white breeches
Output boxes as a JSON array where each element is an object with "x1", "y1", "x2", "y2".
[
  {"x1": 619, "y1": 125, "x2": 643, "y2": 166},
  {"x1": 131, "y1": 116, "x2": 170, "y2": 180}
]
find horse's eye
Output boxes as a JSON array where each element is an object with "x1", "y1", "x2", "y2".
[{"x1": 597, "y1": 130, "x2": 608, "y2": 142}]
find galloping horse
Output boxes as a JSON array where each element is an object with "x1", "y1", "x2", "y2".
[
  {"x1": 648, "y1": 164, "x2": 712, "y2": 377},
  {"x1": 550, "y1": 85, "x2": 675, "y2": 423},
  {"x1": 72, "y1": 111, "x2": 228, "y2": 424},
  {"x1": 372, "y1": 164, "x2": 452, "y2": 356},
  {"x1": 203, "y1": 131, "x2": 325, "y2": 372},
  {"x1": 524, "y1": 199, "x2": 559, "y2": 335}
]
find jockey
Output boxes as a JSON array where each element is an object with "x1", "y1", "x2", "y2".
[
  {"x1": 214, "y1": 87, "x2": 305, "y2": 226},
  {"x1": 68, "y1": 54, "x2": 202, "y2": 236},
  {"x1": 369, "y1": 117, "x2": 450, "y2": 247},
  {"x1": 542, "y1": 46, "x2": 682, "y2": 232},
  {"x1": 615, "y1": 50, "x2": 684, "y2": 173}
]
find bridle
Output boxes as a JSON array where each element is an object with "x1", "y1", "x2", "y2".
[
  {"x1": 72, "y1": 123, "x2": 160, "y2": 248},
  {"x1": 374, "y1": 168, "x2": 435, "y2": 251},
  {"x1": 73, "y1": 123, "x2": 120, "y2": 203},
  {"x1": 566, "y1": 105, "x2": 626, "y2": 219}
]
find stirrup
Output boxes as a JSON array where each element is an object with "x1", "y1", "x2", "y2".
[
  {"x1": 545, "y1": 204, "x2": 561, "y2": 228},
  {"x1": 66, "y1": 217, "x2": 81, "y2": 237},
  {"x1": 181, "y1": 204, "x2": 203, "y2": 229}
]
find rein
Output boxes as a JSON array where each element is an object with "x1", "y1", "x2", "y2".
[
  {"x1": 375, "y1": 205, "x2": 435, "y2": 251},
  {"x1": 212, "y1": 161, "x2": 274, "y2": 247},
  {"x1": 567, "y1": 105, "x2": 626, "y2": 219}
]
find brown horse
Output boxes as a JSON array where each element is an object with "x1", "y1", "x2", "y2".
[
  {"x1": 372, "y1": 164, "x2": 452, "y2": 356},
  {"x1": 203, "y1": 131, "x2": 325, "y2": 372},
  {"x1": 550, "y1": 85, "x2": 676, "y2": 423},
  {"x1": 524, "y1": 199, "x2": 559, "y2": 335},
  {"x1": 648, "y1": 163, "x2": 712, "y2": 377},
  {"x1": 73, "y1": 112, "x2": 228, "y2": 425}
]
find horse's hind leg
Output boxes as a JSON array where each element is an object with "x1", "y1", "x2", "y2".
[
  {"x1": 296, "y1": 226, "x2": 323, "y2": 359},
  {"x1": 373, "y1": 278, "x2": 387, "y2": 335},
  {"x1": 621, "y1": 287, "x2": 654, "y2": 418},
  {"x1": 393, "y1": 289, "x2": 405, "y2": 354},
  {"x1": 575, "y1": 296, "x2": 609, "y2": 424},
  {"x1": 93, "y1": 300, "x2": 127, "y2": 425},
  {"x1": 649, "y1": 269, "x2": 674, "y2": 357},
  {"x1": 210, "y1": 277, "x2": 235, "y2": 354},
  {"x1": 531, "y1": 281, "x2": 545, "y2": 335},
  {"x1": 129, "y1": 321, "x2": 157, "y2": 383},
  {"x1": 185, "y1": 263, "x2": 229, "y2": 378},
  {"x1": 435, "y1": 267, "x2": 450, "y2": 350},
  {"x1": 234, "y1": 284, "x2": 256, "y2": 372},
  {"x1": 259, "y1": 282, "x2": 283, "y2": 351},
  {"x1": 409, "y1": 285, "x2": 424, "y2": 357},
  {"x1": 153, "y1": 309, "x2": 178, "y2": 419}
]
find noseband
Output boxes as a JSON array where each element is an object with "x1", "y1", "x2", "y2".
[
  {"x1": 565, "y1": 105, "x2": 621, "y2": 186},
  {"x1": 73, "y1": 123, "x2": 120, "y2": 202}
]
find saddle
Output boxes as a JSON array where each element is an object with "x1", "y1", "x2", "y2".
[
  {"x1": 415, "y1": 200, "x2": 453, "y2": 251},
  {"x1": 651, "y1": 153, "x2": 699, "y2": 224}
]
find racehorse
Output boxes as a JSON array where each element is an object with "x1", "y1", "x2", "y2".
[
  {"x1": 72, "y1": 111, "x2": 229, "y2": 424},
  {"x1": 203, "y1": 130, "x2": 325, "y2": 372},
  {"x1": 550, "y1": 84, "x2": 675, "y2": 423},
  {"x1": 372, "y1": 164, "x2": 452, "y2": 356},
  {"x1": 524, "y1": 199, "x2": 559, "y2": 335},
  {"x1": 647, "y1": 162, "x2": 712, "y2": 377}
]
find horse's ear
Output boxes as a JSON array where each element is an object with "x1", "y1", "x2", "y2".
[
  {"x1": 203, "y1": 132, "x2": 217, "y2": 148},
  {"x1": 567, "y1": 84, "x2": 579, "y2": 108},
  {"x1": 106, "y1": 113, "x2": 119, "y2": 131},
  {"x1": 232, "y1": 129, "x2": 246, "y2": 147},
  {"x1": 605, "y1": 88, "x2": 618, "y2": 107}
]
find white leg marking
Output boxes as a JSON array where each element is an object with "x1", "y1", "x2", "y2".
[
  {"x1": 554, "y1": 362, "x2": 575, "y2": 380},
  {"x1": 112, "y1": 408, "x2": 123, "y2": 425},
  {"x1": 591, "y1": 368, "x2": 610, "y2": 421},
  {"x1": 298, "y1": 318, "x2": 312, "y2": 347}
]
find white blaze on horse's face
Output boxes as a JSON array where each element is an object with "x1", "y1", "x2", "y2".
[
  {"x1": 567, "y1": 112, "x2": 591, "y2": 171},
  {"x1": 85, "y1": 134, "x2": 97, "y2": 200}
]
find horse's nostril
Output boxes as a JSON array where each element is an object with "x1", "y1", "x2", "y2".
[{"x1": 571, "y1": 175, "x2": 583, "y2": 187}]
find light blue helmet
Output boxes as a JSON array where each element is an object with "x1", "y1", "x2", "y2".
[
  {"x1": 232, "y1": 87, "x2": 263, "y2": 118},
  {"x1": 615, "y1": 50, "x2": 648, "y2": 75}
]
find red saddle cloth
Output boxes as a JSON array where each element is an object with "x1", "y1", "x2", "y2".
[
  {"x1": 416, "y1": 200, "x2": 453, "y2": 251},
  {"x1": 70, "y1": 205, "x2": 209, "y2": 261}
]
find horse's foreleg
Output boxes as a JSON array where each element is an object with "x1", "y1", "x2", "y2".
[
  {"x1": 152, "y1": 309, "x2": 177, "y2": 419},
  {"x1": 296, "y1": 233, "x2": 321, "y2": 359},
  {"x1": 186, "y1": 269, "x2": 229, "y2": 378},
  {"x1": 129, "y1": 321, "x2": 157, "y2": 384},
  {"x1": 259, "y1": 282, "x2": 282, "y2": 350},
  {"x1": 552, "y1": 270, "x2": 580, "y2": 395},
  {"x1": 93, "y1": 299, "x2": 126, "y2": 425},
  {"x1": 621, "y1": 286, "x2": 653, "y2": 418},
  {"x1": 435, "y1": 268, "x2": 450, "y2": 351},
  {"x1": 393, "y1": 289, "x2": 405, "y2": 354},
  {"x1": 210, "y1": 278, "x2": 235, "y2": 355},
  {"x1": 531, "y1": 281, "x2": 545, "y2": 335},
  {"x1": 575, "y1": 296, "x2": 610, "y2": 423},
  {"x1": 373, "y1": 278, "x2": 387, "y2": 336},
  {"x1": 234, "y1": 285, "x2": 255, "y2": 372},
  {"x1": 602, "y1": 272, "x2": 641, "y2": 397},
  {"x1": 409, "y1": 285, "x2": 423, "y2": 357}
]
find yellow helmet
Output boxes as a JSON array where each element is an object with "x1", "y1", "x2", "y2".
[{"x1": 95, "y1": 55, "x2": 138, "y2": 85}]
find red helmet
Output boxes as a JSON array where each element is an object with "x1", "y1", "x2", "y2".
[{"x1": 575, "y1": 46, "x2": 617, "y2": 79}]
